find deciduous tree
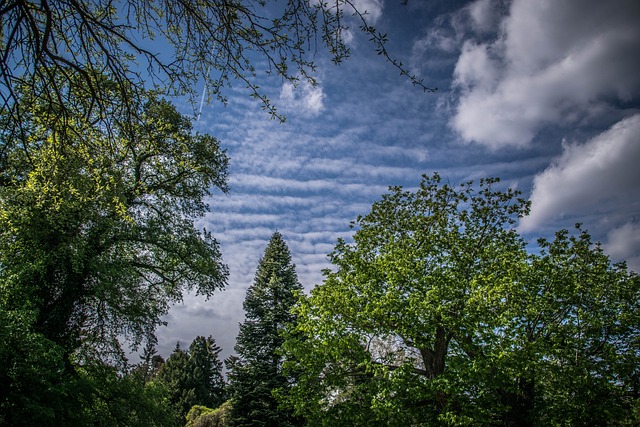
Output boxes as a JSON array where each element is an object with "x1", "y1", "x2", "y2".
[
  {"x1": 0, "y1": 78, "x2": 228, "y2": 359},
  {"x1": 281, "y1": 174, "x2": 640, "y2": 426},
  {"x1": 0, "y1": 76, "x2": 228, "y2": 422}
]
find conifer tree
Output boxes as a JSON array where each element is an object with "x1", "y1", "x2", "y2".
[
  {"x1": 188, "y1": 336, "x2": 226, "y2": 410},
  {"x1": 158, "y1": 337, "x2": 226, "y2": 424},
  {"x1": 227, "y1": 232, "x2": 304, "y2": 427}
]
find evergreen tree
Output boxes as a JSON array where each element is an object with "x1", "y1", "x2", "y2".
[
  {"x1": 158, "y1": 343, "x2": 194, "y2": 423},
  {"x1": 158, "y1": 337, "x2": 226, "y2": 425},
  {"x1": 188, "y1": 336, "x2": 226, "y2": 410},
  {"x1": 136, "y1": 332, "x2": 163, "y2": 383},
  {"x1": 227, "y1": 232, "x2": 304, "y2": 427}
]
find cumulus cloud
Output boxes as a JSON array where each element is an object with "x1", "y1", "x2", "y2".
[
  {"x1": 280, "y1": 81, "x2": 326, "y2": 117},
  {"x1": 451, "y1": 0, "x2": 640, "y2": 148},
  {"x1": 604, "y1": 222, "x2": 640, "y2": 273},
  {"x1": 519, "y1": 114, "x2": 640, "y2": 233}
]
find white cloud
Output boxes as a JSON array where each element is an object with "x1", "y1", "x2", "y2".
[
  {"x1": 519, "y1": 114, "x2": 640, "y2": 233},
  {"x1": 451, "y1": 0, "x2": 640, "y2": 148},
  {"x1": 351, "y1": 0, "x2": 384, "y2": 24},
  {"x1": 604, "y1": 222, "x2": 640, "y2": 273},
  {"x1": 280, "y1": 81, "x2": 325, "y2": 116},
  {"x1": 467, "y1": 0, "x2": 499, "y2": 33}
]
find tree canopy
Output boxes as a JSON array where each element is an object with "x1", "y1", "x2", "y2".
[
  {"x1": 281, "y1": 173, "x2": 640, "y2": 426},
  {"x1": 0, "y1": 77, "x2": 228, "y2": 424}
]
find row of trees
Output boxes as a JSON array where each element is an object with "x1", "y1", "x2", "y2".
[
  {"x1": 0, "y1": 209, "x2": 301, "y2": 426},
  {"x1": 2, "y1": 109, "x2": 639, "y2": 425},
  {"x1": 123, "y1": 231, "x2": 303, "y2": 427},
  {"x1": 1, "y1": 1, "x2": 638, "y2": 425},
  {"x1": 142, "y1": 178, "x2": 640, "y2": 427},
  {"x1": 1, "y1": 1, "x2": 431, "y2": 424}
]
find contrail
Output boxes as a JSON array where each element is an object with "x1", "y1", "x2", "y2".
[
  {"x1": 197, "y1": 80, "x2": 207, "y2": 121},
  {"x1": 197, "y1": 67, "x2": 211, "y2": 121}
]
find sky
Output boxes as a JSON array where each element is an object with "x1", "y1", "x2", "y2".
[{"x1": 152, "y1": 0, "x2": 640, "y2": 363}]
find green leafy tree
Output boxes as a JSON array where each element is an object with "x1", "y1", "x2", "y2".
[
  {"x1": 503, "y1": 226, "x2": 640, "y2": 425},
  {"x1": 0, "y1": 308, "x2": 175, "y2": 426},
  {"x1": 0, "y1": 309, "x2": 77, "y2": 426},
  {"x1": 186, "y1": 401, "x2": 233, "y2": 427},
  {"x1": 0, "y1": 77, "x2": 228, "y2": 358},
  {"x1": 281, "y1": 174, "x2": 640, "y2": 426},
  {"x1": 0, "y1": 76, "x2": 228, "y2": 422},
  {"x1": 227, "y1": 232, "x2": 304, "y2": 427},
  {"x1": 76, "y1": 363, "x2": 176, "y2": 427}
]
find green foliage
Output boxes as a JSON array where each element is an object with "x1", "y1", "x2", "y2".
[
  {"x1": 281, "y1": 174, "x2": 640, "y2": 426},
  {"x1": 157, "y1": 337, "x2": 226, "y2": 424},
  {"x1": 0, "y1": 78, "x2": 228, "y2": 360},
  {"x1": 0, "y1": 308, "x2": 75, "y2": 426},
  {"x1": 227, "y1": 232, "x2": 304, "y2": 427},
  {"x1": 76, "y1": 364, "x2": 176, "y2": 427},
  {"x1": 0, "y1": 309, "x2": 174, "y2": 426},
  {"x1": 187, "y1": 337, "x2": 227, "y2": 409},
  {"x1": 0, "y1": 75, "x2": 228, "y2": 423},
  {"x1": 158, "y1": 343, "x2": 194, "y2": 422},
  {"x1": 510, "y1": 227, "x2": 640, "y2": 425},
  {"x1": 186, "y1": 401, "x2": 233, "y2": 427}
]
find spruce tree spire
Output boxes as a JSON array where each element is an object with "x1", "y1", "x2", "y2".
[{"x1": 227, "y1": 232, "x2": 304, "y2": 427}]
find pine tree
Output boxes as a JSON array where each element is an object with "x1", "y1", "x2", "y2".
[
  {"x1": 227, "y1": 232, "x2": 304, "y2": 427},
  {"x1": 188, "y1": 336, "x2": 226, "y2": 409},
  {"x1": 158, "y1": 337, "x2": 226, "y2": 424},
  {"x1": 137, "y1": 332, "x2": 163, "y2": 383}
]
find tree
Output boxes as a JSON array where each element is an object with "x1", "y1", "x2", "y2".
[
  {"x1": 280, "y1": 174, "x2": 640, "y2": 426},
  {"x1": 0, "y1": 0, "x2": 435, "y2": 145},
  {"x1": 158, "y1": 343, "x2": 195, "y2": 423},
  {"x1": 504, "y1": 226, "x2": 640, "y2": 425},
  {"x1": 0, "y1": 76, "x2": 228, "y2": 422},
  {"x1": 132, "y1": 331, "x2": 166, "y2": 383},
  {"x1": 186, "y1": 401, "x2": 233, "y2": 427},
  {"x1": 75, "y1": 363, "x2": 176, "y2": 427},
  {"x1": 0, "y1": 76, "x2": 228, "y2": 359},
  {"x1": 188, "y1": 336, "x2": 227, "y2": 411},
  {"x1": 157, "y1": 337, "x2": 227, "y2": 424},
  {"x1": 0, "y1": 307, "x2": 175, "y2": 426},
  {"x1": 227, "y1": 232, "x2": 304, "y2": 427}
]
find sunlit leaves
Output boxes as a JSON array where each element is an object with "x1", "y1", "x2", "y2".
[
  {"x1": 0, "y1": 80, "x2": 228, "y2": 361},
  {"x1": 281, "y1": 174, "x2": 640, "y2": 425}
]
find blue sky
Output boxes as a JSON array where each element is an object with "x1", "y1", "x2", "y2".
[{"x1": 154, "y1": 0, "x2": 640, "y2": 362}]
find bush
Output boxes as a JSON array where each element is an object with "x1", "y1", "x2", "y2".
[{"x1": 185, "y1": 401, "x2": 232, "y2": 427}]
